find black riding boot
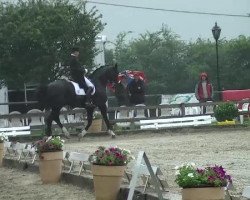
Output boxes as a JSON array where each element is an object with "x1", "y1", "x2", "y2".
[{"x1": 85, "y1": 87, "x2": 94, "y2": 108}]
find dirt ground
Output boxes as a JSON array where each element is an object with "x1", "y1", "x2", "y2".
[
  {"x1": 0, "y1": 129, "x2": 249, "y2": 200},
  {"x1": 64, "y1": 129, "x2": 250, "y2": 199},
  {"x1": 0, "y1": 167, "x2": 95, "y2": 200}
]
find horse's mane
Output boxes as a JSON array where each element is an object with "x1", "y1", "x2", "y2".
[{"x1": 89, "y1": 65, "x2": 110, "y2": 79}]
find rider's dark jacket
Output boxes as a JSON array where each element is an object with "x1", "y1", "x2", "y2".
[{"x1": 69, "y1": 55, "x2": 87, "y2": 90}]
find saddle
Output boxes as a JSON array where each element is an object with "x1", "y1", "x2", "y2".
[{"x1": 70, "y1": 77, "x2": 95, "y2": 96}]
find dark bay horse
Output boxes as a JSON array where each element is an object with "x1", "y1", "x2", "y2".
[{"x1": 36, "y1": 64, "x2": 119, "y2": 138}]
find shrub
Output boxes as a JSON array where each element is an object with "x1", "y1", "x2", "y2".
[{"x1": 214, "y1": 102, "x2": 238, "y2": 122}]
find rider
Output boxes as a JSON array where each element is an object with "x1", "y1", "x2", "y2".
[{"x1": 69, "y1": 47, "x2": 93, "y2": 106}]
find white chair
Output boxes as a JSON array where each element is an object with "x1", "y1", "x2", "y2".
[
  {"x1": 73, "y1": 108, "x2": 85, "y2": 123},
  {"x1": 205, "y1": 101, "x2": 214, "y2": 114},
  {"x1": 68, "y1": 152, "x2": 90, "y2": 175},
  {"x1": 157, "y1": 104, "x2": 172, "y2": 117},
  {"x1": 0, "y1": 118, "x2": 8, "y2": 128},
  {"x1": 243, "y1": 186, "x2": 250, "y2": 199},
  {"x1": 27, "y1": 109, "x2": 44, "y2": 126},
  {"x1": 133, "y1": 104, "x2": 150, "y2": 126},
  {"x1": 9, "y1": 111, "x2": 24, "y2": 127},
  {"x1": 171, "y1": 108, "x2": 181, "y2": 116},
  {"x1": 22, "y1": 144, "x2": 37, "y2": 164},
  {"x1": 115, "y1": 106, "x2": 132, "y2": 128}
]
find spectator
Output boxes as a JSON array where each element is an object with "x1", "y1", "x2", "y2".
[
  {"x1": 128, "y1": 73, "x2": 145, "y2": 105},
  {"x1": 195, "y1": 72, "x2": 214, "y2": 113}
]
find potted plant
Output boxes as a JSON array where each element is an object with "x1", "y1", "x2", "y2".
[
  {"x1": 88, "y1": 111, "x2": 103, "y2": 133},
  {"x1": 214, "y1": 102, "x2": 238, "y2": 125},
  {"x1": 175, "y1": 163, "x2": 232, "y2": 200},
  {"x1": 0, "y1": 134, "x2": 8, "y2": 167},
  {"x1": 89, "y1": 146, "x2": 134, "y2": 200},
  {"x1": 33, "y1": 136, "x2": 64, "y2": 184}
]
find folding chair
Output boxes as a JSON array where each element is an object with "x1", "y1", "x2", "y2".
[
  {"x1": 62, "y1": 151, "x2": 71, "y2": 171},
  {"x1": 125, "y1": 164, "x2": 169, "y2": 193},
  {"x1": 22, "y1": 144, "x2": 37, "y2": 164},
  {"x1": 243, "y1": 186, "x2": 250, "y2": 199},
  {"x1": 14, "y1": 143, "x2": 27, "y2": 161},
  {"x1": 68, "y1": 152, "x2": 90, "y2": 175},
  {"x1": 4, "y1": 141, "x2": 15, "y2": 157}
]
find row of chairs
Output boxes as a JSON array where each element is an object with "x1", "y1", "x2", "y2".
[
  {"x1": 115, "y1": 104, "x2": 215, "y2": 128},
  {"x1": 4, "y1": 141, "x2": 37, "y2": 163},
  {"x1": 0, "y1": 108, "x2": 87, "y2": 128}
]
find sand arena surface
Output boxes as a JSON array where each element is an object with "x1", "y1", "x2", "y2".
[
  {"x1": 0, "y1": 129, "x2": 249, "y2": 199},
  {"x1": 64, "y1": 129, "x2": 250, "y2": 198}
]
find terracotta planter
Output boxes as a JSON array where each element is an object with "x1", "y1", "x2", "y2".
[
  {"x1": 91, "y1": 165, "x2": 126, "y2": 200},
  {"x1": 182, "y1": 187, "x2": 225, "y2": 200},
  {"x1": 88, "y1": 119, "x2": 102, "y2": 133},
  {"x1": 39, "y1": 151, "x2": 63, "y2": 184},
  {"x1": 0, "y1": 143, "x2": 4, "y2": 167}
]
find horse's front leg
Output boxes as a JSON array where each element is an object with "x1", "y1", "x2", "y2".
[
  {"x1": 78, "y1": 107, "x2": 95, "y2": 139},
  {"x1": 99, "y1": 104, "x2": 116, "y2": 138}
]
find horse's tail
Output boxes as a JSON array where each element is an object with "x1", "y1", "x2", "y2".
[{"x1": 36, "y1": 85, "x2": 48, "y2": 110}]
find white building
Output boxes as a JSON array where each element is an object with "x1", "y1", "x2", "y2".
[{"x1": 94, "y1": 35, "x2": 107, "y2": 67}]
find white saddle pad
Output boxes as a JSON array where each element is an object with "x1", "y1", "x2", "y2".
[{"x1": 71, "y1": 77, "x2": 95, "y2": 96}]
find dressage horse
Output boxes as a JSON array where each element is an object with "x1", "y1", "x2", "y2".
[{"x1": 36, "y1": 64, "x2": 119, "y2": 138}]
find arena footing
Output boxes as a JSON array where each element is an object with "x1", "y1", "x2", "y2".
[{"x1": 3, "y1": 158, "x2": 180, "y2": 200}]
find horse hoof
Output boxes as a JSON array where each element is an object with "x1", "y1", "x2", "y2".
[
  {"x1": 65, "y1": 135, "x2": 71, "y2": 139},
  {"x1": 78, "y1": 130, "x2": 87, "y2": 139},
  {"x1": 107, "y1": 130, "x2": 116, "y2": 138}
]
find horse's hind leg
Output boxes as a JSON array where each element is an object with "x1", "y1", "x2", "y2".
[
  {"x1": 98, "y1": 104, "x2": 116, "y2": 138},
  {"x1": 45, "y1": 110, "x2": 53, "y2": 136},
  {"x1": 79, "y1": 106, "x2": 95, "y2": 139},
  {"x1": 51, "y1": 107, "x2": 70, "y2": 138}
]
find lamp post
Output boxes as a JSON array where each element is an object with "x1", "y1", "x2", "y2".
[{"x1": 212, "y1": 22, "x2": 221, "y2": 100}]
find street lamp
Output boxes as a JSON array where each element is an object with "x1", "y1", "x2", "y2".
[{"x1": 212, "y1": 22, "x2": 221, "y2": 100}]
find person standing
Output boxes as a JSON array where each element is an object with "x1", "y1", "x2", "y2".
[
  {"x1": 69, "y1": 47, "x2": 93, "y2": 106},
  {"x1": 128, "y1": 73, "x2": 145, "y2": 105},
  {"x1": 195, "y1": 72, "x2": 214, "y2": 113}
]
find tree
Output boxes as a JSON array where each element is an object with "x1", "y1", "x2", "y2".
[{"x1": 0, "y1": 0, "x2": 104, "y2": 88}]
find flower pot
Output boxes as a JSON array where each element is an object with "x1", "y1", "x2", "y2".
[
  {"x1": 0, "y1": 143, "x2": 4, "y2": 167},
  {"x1": 91, "y1": 165, "x2": 126, "y2": 200},
  {"x1": 39, "y1": 151, "x2": 63, "y2": 184},
  {"x1": 88, "y1": 119, "x2": 102, "y2": 133},
  {"x1": 182, "y1": 187, "x2": 225, "y2": 200}
]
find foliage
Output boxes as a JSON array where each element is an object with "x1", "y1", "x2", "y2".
[
  {"x1": 0, "y1": 134, "x2": 8, "y2": 143},
  {"x1": 214, "y1": 102, "x2": 238, "y2": 122},
  {"x1": 33, "y1": 136, "x2": 64, "y2": 155},
  {"x1": 0, "y1": 0, "x2": 104, "y2": 88},
  {"x1": 106, "y1": 27, "x2": 250, "y2": 94},
  {"x1": 175, "y1": 163, "x2": 232, "y2": 188},
  {"x1": 89, "y1": 146, "x2": 134, "y2": 166},
  {"x1": 93, "y1": 111, "x2": 102, "y2": 119}
]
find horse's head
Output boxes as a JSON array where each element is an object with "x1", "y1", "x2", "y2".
[
  {"x1": 90, "y1": 64, "x2": 119, "y2": 87},
  {"x1": 104, "y1": 63, "x2": 119, "y2": 84}
]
